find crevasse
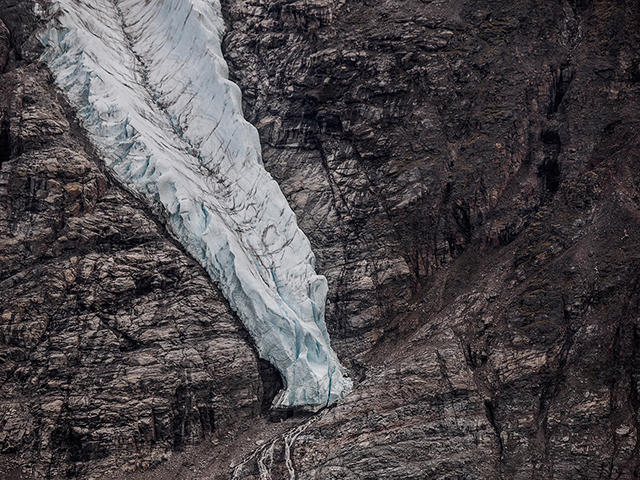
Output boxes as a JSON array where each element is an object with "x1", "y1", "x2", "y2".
[{"x1": 38, "y1": 0, "x2": 351, "y2": 409}]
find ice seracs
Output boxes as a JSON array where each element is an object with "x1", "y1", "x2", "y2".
[{"x1": 38, "y1": 0, "x2": 351, "y2": 409}]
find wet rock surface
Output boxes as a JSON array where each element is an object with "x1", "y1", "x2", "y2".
[{"x1": 1, "y1": 0, "x2": 640, "y2": 478}]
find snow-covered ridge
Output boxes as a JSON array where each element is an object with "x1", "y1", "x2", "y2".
[{"x1": 38, "y1": 0, "x2": 351, "y2": 409}]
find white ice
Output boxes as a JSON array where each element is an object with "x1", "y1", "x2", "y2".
[{"x1": 38, "y1": 0, "x2": 351, "y2": 409}]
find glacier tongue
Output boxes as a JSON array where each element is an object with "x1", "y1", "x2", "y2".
[{"x1": 38, "y1": 0, "x2": 351, "y2": 409}]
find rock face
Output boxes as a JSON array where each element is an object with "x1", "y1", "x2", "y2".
[
  {"x1": 39, "y1": 0, "x2": 350, "y2": 410},
  {"x1": 221, "y1": 0, "x2": 640, "y2": 478},
  {"x1": 2, "y1": 0, "x2": 640, "y2": 479}
]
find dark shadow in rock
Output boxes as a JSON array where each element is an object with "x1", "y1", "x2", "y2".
[
  {"x1": 539, "y1": 129, "x2": 562, "y2": 194},
  {"x1": 258, "y1": 358, "x2": 284, "y2": 415},
  {"x1": 0, "y1": 112, "x2": 10, "y2": 166},
  {"x1": 548, "y1": 67, "x2": 574, "y2": 117}
]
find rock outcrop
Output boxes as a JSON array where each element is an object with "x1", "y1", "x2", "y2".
[{"x1": 1, "y1": 0, "x2": 640, "y2": 478}]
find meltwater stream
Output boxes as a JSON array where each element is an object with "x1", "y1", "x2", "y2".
[{"x1": 38, "y1": 0, "x2": 351, "y2": 409}]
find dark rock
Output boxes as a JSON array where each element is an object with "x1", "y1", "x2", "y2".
[{"x1": 220, "y1": 0, "x2": 640, "y2": 478}]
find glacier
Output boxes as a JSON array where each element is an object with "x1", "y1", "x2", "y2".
[{"x1": 37, "y1": 0, "x2": 351, "y2": 409}]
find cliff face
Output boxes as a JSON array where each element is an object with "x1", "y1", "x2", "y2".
[
  {"x1": 221, "y1": 0, "x2": 640, "y2": 477},
  {"x1": 2, "y1": 0, "x2": 640, "y2": 479}
]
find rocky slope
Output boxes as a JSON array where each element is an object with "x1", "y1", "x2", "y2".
[
  {"x1": 2, "y1": 0, "x2": 640, "y2": 479},
  {"x1": 222, "y1": 0, "x2": 640, "y2": 477}
]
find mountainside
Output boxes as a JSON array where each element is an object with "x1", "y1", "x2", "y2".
[{"x1": 1, "y1": 0, "x2": 640, "y2": 479}]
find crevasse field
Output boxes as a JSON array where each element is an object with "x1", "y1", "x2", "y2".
[{"x1": 37, "y1": 0, "x2": 351, "y2": 409}]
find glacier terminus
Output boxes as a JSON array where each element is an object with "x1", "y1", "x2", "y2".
[{"x1": 37, "y1": 0, "x2": 352, "y2": 409}]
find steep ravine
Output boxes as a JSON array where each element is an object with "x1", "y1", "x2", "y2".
[{"x1": 1, "y1": 0, "x2": 640, "y2": 479}]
